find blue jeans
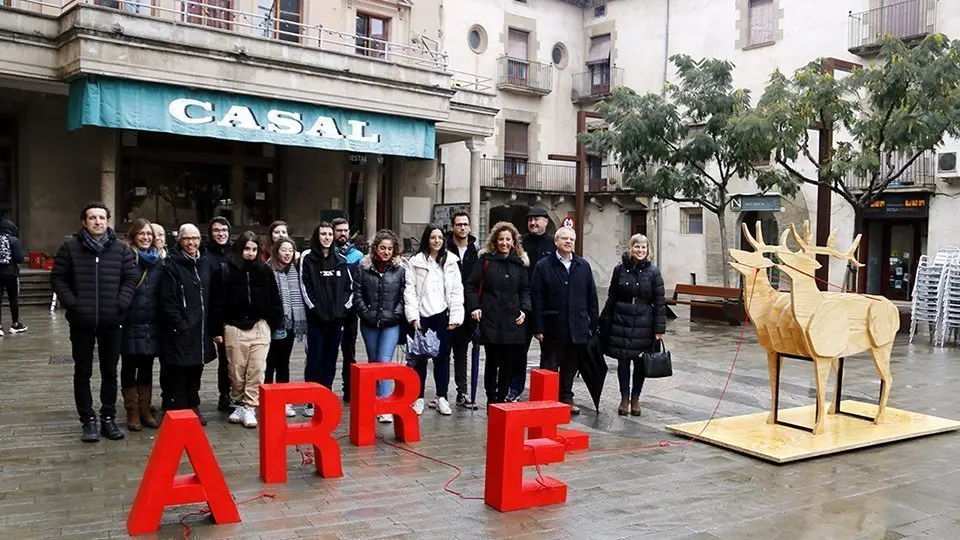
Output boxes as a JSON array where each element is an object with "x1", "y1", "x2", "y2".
[
  {"x1": 360, "y1": 324, "x2": 401, "y2": 397},
  {"x1": 412, "y1": 311, "x2": 453, "y2": 399},
  {"x1": 305, "y1": 319, "x2": 343, "y2": 389}
]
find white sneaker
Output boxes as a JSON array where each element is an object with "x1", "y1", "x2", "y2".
[
  {"x1": 377, "y1": 414, "x2": 393, "y2": 424},
  {"x1": 302, "y1": 404, "x2": 315, "y2": 418},
  {"x1": 228, "y1": 405, "x2": 245, "y2": 424},
  {"x1": 243, "y1": 406, "x2": 258, "y2": 428},
  {"x1": 428, "y1": 397, "x2": 438, "y2": 409},
  {"x1": 285, "y1": 404, "x2": 296, "y2": 417},
  {"x1": 412, "y1": 398, "x2": 425, "y2": 416},
  {"x1": 436, "y1": 397, "x2": 452, "y2": 416},
  {"x1": 0, "y1": 328, "x2": 4, "y2": 338}
]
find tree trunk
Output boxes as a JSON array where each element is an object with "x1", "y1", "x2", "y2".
[
  {"x1": 717, "y1": 208, "x2": 730, "y2": 288},
  {"x1": 842, "y1": 205, "x2": 865, "y2": 293}
]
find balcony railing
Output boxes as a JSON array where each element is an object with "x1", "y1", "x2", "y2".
[
  {"x1": 450, "y1": 70, "x2": 494, "y2": 93},
  {"x1": 845, "y1": 151, "x2": 935, "y2": 191},
  {"x1": 7, "y1": 0, "x2": 449, "y2": 71},
  {"x1": 571, "y1": 66, "x2": 624, "y2": 102},
  {"x1": 588, "y1": 164, "x2": 625, "y2": 192},
  {"x1": 496, "y1": 57, "x2": 553, "y2": 96},
  {"x1": 848, "y1": 0, "x2": 931, "y2": 55},
  {"x1": 480, "y1": 158, "x2": 576, "y2": 193}
]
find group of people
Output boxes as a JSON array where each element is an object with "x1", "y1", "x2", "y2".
[{"x1": 49, "y1": 201, "x2": 667, "y2": 443}]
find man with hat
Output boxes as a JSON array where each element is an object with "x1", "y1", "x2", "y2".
[{"x1": 506, "y1": 206, "x2": 556, "y2": 401}]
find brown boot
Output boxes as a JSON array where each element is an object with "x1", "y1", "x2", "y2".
[
  {"x1": 138, "y1": 386, "x2": 159, "y2": 428},
  {"x1": 630, "y1": 396, "x2": 641, "y2": 417},
  {"x1": 618, "y1": 397, "x2": 629, "y2": 416},
  {"x1": 122, "y1": 388, "x2": 142, "y2": 431}
]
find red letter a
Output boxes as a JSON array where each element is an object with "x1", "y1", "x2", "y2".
[
  {"x1": 349, "y1": 363, "x2": 421, "y2": 446},
  {"x1": 259, "y1": 382, "x2": 343, "y2": 483},
  {"x1": 126, "y1": 410, "x2": 239, "y2": 535}
]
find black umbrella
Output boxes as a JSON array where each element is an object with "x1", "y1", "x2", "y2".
[{"x1": 579, "y1": 334, "x2": 608, "y2": 413}]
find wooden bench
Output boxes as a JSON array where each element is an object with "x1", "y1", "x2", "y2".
[{"x1": 666, "y1": 284, "x2": 745, "y2": 325}]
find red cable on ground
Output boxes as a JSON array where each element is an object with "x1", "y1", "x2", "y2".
[
  {"x1": 376, "y1": 435, "x2": 485, "y2": 500},
  {"x1": 179, "y1": 487, "x2": 276, "y2": 539}
]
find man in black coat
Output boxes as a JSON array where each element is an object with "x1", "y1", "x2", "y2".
[
  {"x1": 50, "y1": 202, "x2": 138, "y2": 443},
  {"x1": 445, "y1": 211, "x2": 480, "y2": 408},
  {"x1": 508, "y1": 206, "x2": 555, "y2": 401},
  {"x1": 0, "y1": 218, "x2": 26, "y2": 335},
  {"x1": 530, "y1": 227, "x2": 599, "y2": 415},
  {"x1": 204, "y1": 216, "x2": 234, "y2": 412}
]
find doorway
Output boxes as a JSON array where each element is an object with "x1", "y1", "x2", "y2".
[
  {"x1": 739, "y1": 211, "x2": 781, "y2": 289},
  {"x1": 345, "y1": 154, "x2": 392, "y2": 237},
  {"x1": 864, "y1": 219, "x2": 925, "y2": 299}
]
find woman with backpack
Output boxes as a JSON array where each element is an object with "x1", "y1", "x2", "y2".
[
  {"x1": 120, "y1": 219, "x2": 162, "y2": 431},
  {"x1": 354, "y1": 229, "x2": 406, "y2": 424},
  {"x1": 0, "y1": 218, "x2": 26, "y2": 336},
  {"x1": 265, "y1": 236, "x2": 307, "y2": 417},
  {"x1": 404, "y1": 224, "x2": 464, "y2": 417},
  {"x1": 218, "y1": 231, "x2": 283, "y2": 428}
]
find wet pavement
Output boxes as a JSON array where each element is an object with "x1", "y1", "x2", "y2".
[{"x1": 1, "y1": 306, "x2": 959, "y2": 539}]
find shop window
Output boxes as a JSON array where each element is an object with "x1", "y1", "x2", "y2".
[
  {"x1": 0, "y1": 118, "x2": 15, "y2": 222},
  {"x1": 184, "y1": 0, "x2": 233, "y2": 30},
  {"x1": 504, "y1": 121, "x2": 529, "y2": 189},
  {"x1": 95, "y1": 0, "x2": 152, "y2": 13},
  {"x1": 681, "y1": 208, "x2": 703, "y2": 235},
  {"x1": 506, "y1": 29, "x2": 530, "y2": 85},
  {"x1": 356, "y1": 13, "x2": 389, "y2": 59},
  {"x1": 748, "y1": 0, "x2": 774, "y2": 45},
  {"x1": 586, "y1": 34, "x2": 612, "y2": 95},
  {"x1": 257, "y1": 0, "x2": 302, "y2": 43}
]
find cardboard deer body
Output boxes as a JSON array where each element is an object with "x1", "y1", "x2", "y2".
[{"x1": 729, "y1": 221, "x2": 900, "y2": 435}]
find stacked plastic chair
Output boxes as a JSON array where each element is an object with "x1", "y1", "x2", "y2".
[
  {"x1": 909, "y1": 247, "x2": 959, "y2": 344},
  {"x1": 936, "y1": 251, "x2": 960, "y2": 346}
]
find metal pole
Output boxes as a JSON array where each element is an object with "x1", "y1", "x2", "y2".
[{"x1": 575, "y1": 111, "x2": 586, "y2": 255}]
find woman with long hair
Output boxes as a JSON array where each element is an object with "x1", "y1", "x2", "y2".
[
  {"x1": 262, "y1": 220, "x2": 291, "y2": 262},
  {"x1": 119, "y1": 219, "x2": 162, "y2": 431},
  {"x1": 599, "y1": 234, "x2": 665, "y2": 417},
  {"x1": 219, "y1": 231, "x2": 283, "y2": 428},
  {"x1": 404, "y1": 224, "x2": 464, "y2": 416},
  {"x1": 298, "y1": 222, "x2": 353, "y2": 416},
  {"x1": 266, "y1": 237, "x2": 307, "y2": 417},
  {"x1": 464, "y1": 222, "x2": 531, "y2": 405},
  {"x1": 355, "y1": 229, "x2": 406, "y2": 424}
]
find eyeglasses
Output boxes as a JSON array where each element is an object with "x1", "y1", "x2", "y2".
[
  {"x1": 181, "y1": 236, "x2": 201, "y2": 242},
  {"x1": 136, "y1": 232, "x2": 153, "y2": 238},
  {"x1": 211, "y1": 228, "x2": 229, "y2": 233}
]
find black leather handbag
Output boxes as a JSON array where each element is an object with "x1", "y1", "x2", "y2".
[{"x1": 641, "y1": 339, "x2": 673, "y2": 378}]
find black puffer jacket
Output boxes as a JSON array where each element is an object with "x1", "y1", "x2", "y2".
[
  {"x1": 600, "y1": 253, "x2": 666, "y2": 360},
  {"x1": 522, "y1": 232, "x2": 554, "y2": 278},
  {"x1": 445, "y1": 231, "x2": 479, "y2": 284},
  {"x1": 50, "y1": 228, "x2": 138, "y2": 329},
  {"x1": 464, "y1": 250, "x2": 531, "y2": 345},
  {"x1": 0, "y1": 219, "x2": 25, "y2": 278},
  {"x1": 121, "y1": 251, "x2": 163, "y2": 356},
  {"x1": 299, "y1": 246, "x2": 353, "y2": 324},
  {"x1": 158, "y1": 247, "x2": 218, "y2": 366},
  {"x1": 353, "y1": 254, "x2": 406, "y2": 328},
  {"x1": 217, "y1": 258, "x2": 283, "y2": 333}
]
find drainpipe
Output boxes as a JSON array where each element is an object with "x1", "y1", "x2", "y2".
[{"x1": 656, "y1": 0, "x2": 670, "y2": 265}]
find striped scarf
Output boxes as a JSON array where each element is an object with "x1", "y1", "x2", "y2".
[{"x1": 272, "y1": 262, "x2": 308, "y2": 341}]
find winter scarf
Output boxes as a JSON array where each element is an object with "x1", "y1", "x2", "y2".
[
  {"x1": 80, "y1": 228, "x2": 112, "y2": 254},
  {"x1": 137, "y1": 247, "x2": 160, "y2": 267},
  {"x1": 272, "y1": 261, "x2": 307, "y2": 341}
]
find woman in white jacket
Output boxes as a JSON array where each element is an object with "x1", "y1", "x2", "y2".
[{"x1": 405, "y1": 224, "x2": 465, "y2": 416}]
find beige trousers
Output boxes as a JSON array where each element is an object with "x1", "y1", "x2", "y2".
[{"x1": 224, "y1": 320, "x2": 271, "y2": 407}]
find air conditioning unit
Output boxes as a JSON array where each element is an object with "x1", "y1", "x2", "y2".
[{"x1": 936, "y1": 150, "x2": 960, "y2": 184}]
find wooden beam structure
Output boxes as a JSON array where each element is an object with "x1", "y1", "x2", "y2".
[{"x1": 548, "y1": 110, "x2": 600, "y2": 255}]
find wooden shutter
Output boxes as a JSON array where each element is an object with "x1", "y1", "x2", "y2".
[
  {"x1": 586, "y1": 34, "x2": 611, "y2": 65},
  {"x1": 504, "y1": 122, "x2": 529, "y2": 157},
  {"x1": 507, "y1": 29, "x2": 529, "y2": 60}
]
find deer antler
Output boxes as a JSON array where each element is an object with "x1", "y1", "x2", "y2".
[
  {"x1": 742, "y1": 221, "x2": 785, "y2": 254},
  {"x1": 789, "y1": 222, "x2": 864, "y2": 268}
]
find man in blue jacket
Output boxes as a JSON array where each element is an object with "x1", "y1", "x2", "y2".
[
  {"x1": 530, "y1": 227, "x2": 599, "y2": 415},
  {"x1": 333, "y1": 217, "x2": 363, "y2": 401}
]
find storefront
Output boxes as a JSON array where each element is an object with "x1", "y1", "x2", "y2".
[
  {"x1": 67, "y1": 76, "x2": 435, "y2": 240},
  {"x1": 861, "y1": 193, "x2": 930, "y2": 300}
]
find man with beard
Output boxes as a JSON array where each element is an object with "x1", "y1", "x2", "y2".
[
  {"x1": 204, "y1": 216, "x2": 234, "y2": 412},
  {"x1": 507, "y1": 207, "x2": 554, "y2": 401},
  {"x1": 332, "y1": 217, "x2": 363, "y2": 401}
]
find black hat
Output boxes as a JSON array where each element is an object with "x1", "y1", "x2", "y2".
[{"x1": 527, "y1": 207, "x2": 549, "y2": 218}]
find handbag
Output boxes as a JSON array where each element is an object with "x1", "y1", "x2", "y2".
[{"x1": 641, "y1": 339, "x2": 673, "y2": 378}]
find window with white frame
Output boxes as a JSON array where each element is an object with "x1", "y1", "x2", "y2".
[
  {"x1": 680, "y1": 208, "x2": 704, "y2": 235},
  {"x1": 748, "y1": 0, "x2": 774, "y2": 45}
]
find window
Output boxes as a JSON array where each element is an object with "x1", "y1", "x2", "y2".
[
  {"x1": 95, "y1": 0, "x2": 151, "y2": 13},
  {"x1": 506, "y1": 29, "x2": 530, "y2": 85},
  {"x1": 586, "y1": 34, "x2": 612, "y2": 94},
  {"x1": 748, "y1": 0, "x2": 774, "y2": 45},
  {"x1": 184, "y1": 0, "x2": 232, "y2": 30},
  {"x1": 551, "y1": 42, "x2": 567, "y2": 68},
  {"x1": 681, "y1": 208, "x2": 704, "y2": 235},
  {"x1": 468, "y1": 24, "x2": 487, "y2": 54},
  {"x1": 257, "y1": 0, "x2": 302, "y2": 43},
  {"x1": 356, "y1": 13, "x2": 389, "y2": 59},
  {"x1": 504, "y1": 121, "x2": 529, "y2": 189},
  {"x1": 594, "y1": 4, "x2": 606, "y2": 17}
]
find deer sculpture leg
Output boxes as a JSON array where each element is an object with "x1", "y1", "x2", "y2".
[
  {"x1": 870, "y1": 343, "x2": 894, "y2": 424},
  {"x1": 829, "y1": 358, "x2": 842, "y2": 415},
  {"x1": 812, "y1": 357, "x2": 833, "y2": 435},
  {"x1": 766, "y1": 352, "x2": 779, "y2": 425}
]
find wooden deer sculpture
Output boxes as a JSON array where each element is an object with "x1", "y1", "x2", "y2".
[{"x1": 729, "y1": 221, "x2": 900, "y2": 435}]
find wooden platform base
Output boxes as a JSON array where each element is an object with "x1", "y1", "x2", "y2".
[{"x1": 666, "y1": 400, "x2": 960, "y2": 464}]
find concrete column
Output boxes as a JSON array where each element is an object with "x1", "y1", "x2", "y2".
[
  {"x1": 465, "y1": 138, "x2": 484, "y2": 236},
  {"x1": 100, "y1": 130, "x2": 118, "y2": 220},
  {"x1": 364, "y1": 154, "x2": 380, "y2": 242}
]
